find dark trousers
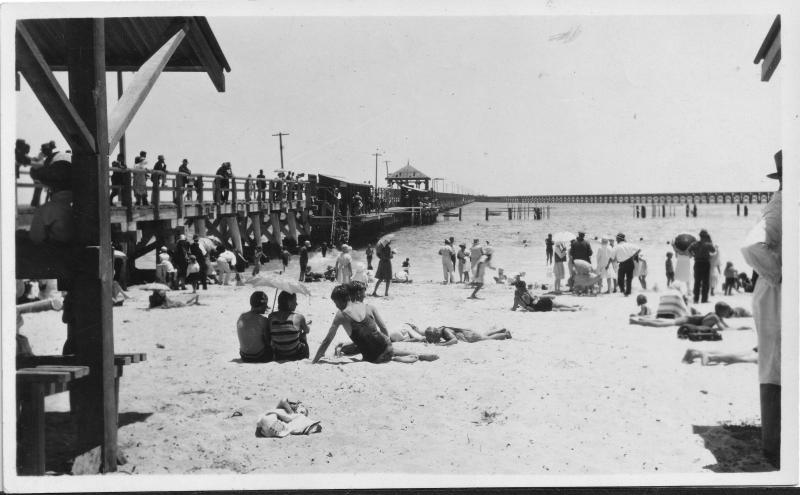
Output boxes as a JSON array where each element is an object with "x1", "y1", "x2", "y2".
[
  {"x1": 300, "y1": 261, "x2": 308, "y2": 281},
  {"x1": 367, "y1": 255, "x2": 373, "y2": 270},
  {"x1": 666, "y1": 272, "x2": 674, "y2": 287},
  {"x1": 617, "y1": 258, "x2": 635, "y2": 296},
  {"x1": 760, "y1": 383, "x2": 781, "y2": 467},
  {"x1": 197, "y1": 263, "x2": 208, "y2": 290},
  {"x1": 693, "y1": 260, "x2": 710, "y2": 303}
]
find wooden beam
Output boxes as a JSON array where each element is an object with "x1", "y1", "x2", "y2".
[
  {"x1": 108, "y1": 26, "x2": 188, "y2": 151},
  {"x1": 15, "y1": 22, "x2": 96, "y2": 154},
  {"x1": 761, "y1": 29, "x2": 780, "y2": 82},
  {"x1": 65, "y1": 18, "x2": 117, "y2": 473},
  {"x1": 186, "y1": 17, "x2": 225, "y2": 91}
]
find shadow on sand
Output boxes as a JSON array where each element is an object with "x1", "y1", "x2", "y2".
[
  {"x1": 19, "y1": 411, "x2": 152, "y2": 474},
  {"x1": 692, "y1": 424, "x2": 776, "y2": 472}
]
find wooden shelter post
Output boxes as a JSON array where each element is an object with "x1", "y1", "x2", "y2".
[{"x1": 65, "y1": 18, "x2": 118, "y2": 472}]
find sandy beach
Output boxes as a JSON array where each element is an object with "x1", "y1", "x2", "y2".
[{"x1": 22, "y1": 256, "x2": 775, "y2": 476}]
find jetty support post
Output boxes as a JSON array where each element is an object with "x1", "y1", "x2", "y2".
[
  {"x1": 508, "y1": 207, "x2": 512, "y2": 220},
  {"x1": 485, "y1": 208, "x2": 489, "y2": 221},
  {"x1": 458, "y1": 208, "x2": 462, "y2": 221}
]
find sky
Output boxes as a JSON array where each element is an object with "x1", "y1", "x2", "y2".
[{"x1": 14, "y1": 12, "x2": 782, "y2": 196}]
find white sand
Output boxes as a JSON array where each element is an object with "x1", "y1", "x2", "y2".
[{"x1": 22, "y1": 264, "x2": 774, "y2": 475}]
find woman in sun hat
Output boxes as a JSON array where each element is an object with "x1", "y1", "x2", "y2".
[{"x1": 335, "y1": 244, "x2": 353, "y2": 284}]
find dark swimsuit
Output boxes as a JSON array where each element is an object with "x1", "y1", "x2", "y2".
[{"x1": 344, "y1": 311, "x2": 393, "y2": 363}]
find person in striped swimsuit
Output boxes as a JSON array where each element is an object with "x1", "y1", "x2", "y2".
[{"x1": 267, "y1": 291, "x2": 311, "y2": 362}]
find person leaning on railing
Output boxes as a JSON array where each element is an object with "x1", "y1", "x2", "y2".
[{"x1": 177, "y1": 159, "x2": 191, "y2": 201}]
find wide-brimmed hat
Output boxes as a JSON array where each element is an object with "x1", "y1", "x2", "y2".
[{"x1": 767, "y1": 150, "x2": 782, "y2": 179}]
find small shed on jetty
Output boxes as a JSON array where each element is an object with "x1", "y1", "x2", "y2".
[
  {"x1": 14, "y1": 16, "x2": 229, "y2": 473},
  {"x1": 386, "y1": 161, "x2": 431, "y2": 190},
  {"x1": 315, "y1": 173, "x2": 375, "y2": 217}
]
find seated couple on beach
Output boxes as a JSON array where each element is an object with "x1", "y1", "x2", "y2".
[
  {"x1": 313, "y1": 284, "x2": 439, "y2": 364},
  {"x1": 237, "y1": 291, "x2": 310, "y2": 363},
  {"x1": 511, "y1": 280, "x2": 581, "y2": 312}
]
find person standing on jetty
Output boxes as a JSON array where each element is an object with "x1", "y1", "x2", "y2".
[
  {"x1": 151, "y1": 154, "x2": 167, "y2": 204},
  {"x1": 372, "y1": 237, "x2": 394, "y2": 297},
  {"x1": 133, "y1": 152, "x2": 149, "y2": 206},
  {"x1": 469, "y1": 239, "x2": 482, "y2": 279},
  {"x1": 178, "y1": 159, "x2": 192, "y2": 201},
  {"x1": 256, "y1": 169, "x2": 267, "y2": 201},
  {"x1": 741, "y1": 149, "x2": 782, "y2": 468},
  {"x1": 688, "y1": 229, "x2": 716, "y2": 304},
  {"x1": 439, "y1": 239, "x2": 456, "y2": 284},
  {"x1": 545, "y1": 234, "x2": 554, "y2": 265}
]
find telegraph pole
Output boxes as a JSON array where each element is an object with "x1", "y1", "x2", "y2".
[
  {"x1": 384, "y1": 160, "x2": 390, "y2": 179},
  {"x1": 273, "y1": 132, "x2": 289, "y2": 169},
  {"x1": 373, "y1": 150, "x2": 382, "y2": 191}
]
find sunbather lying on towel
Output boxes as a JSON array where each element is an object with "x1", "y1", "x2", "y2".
[
  {"x1": 424, "y1": 326, "x2": 512, "y2": 345},
  {"x1": 148, "y1": 290, "x2": 199, "y2": 309},
  {"x1": 682, "y1": 347, "x2": 758, "y2": 366},
  {"x1": 511, "y1": 280, "x2": 581, "y2": 312},
  {"x1": 629, "y1": 312, "x2": 750, "y2": 330}
]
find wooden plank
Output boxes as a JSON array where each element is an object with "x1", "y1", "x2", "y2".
[
  {"x1": 186, "y1": 17, "x2": 226, "y2": 91},
  {"x1": 33, "y1": 365, "x2": 90, "y2": 380},
  {"x1": 761, "y1": 28, "x2": 780, "y2": 82},
  {"x1": 15, "y1": 22, "x2": 96, "y2": 154},
  {"x1": 17, "y1": 369, "x2": 72, "y2": 383},
  {"x1": 65, "y1": 18, "x2": 118, "y2": 474},
  {"x1": 108, "y1": 26, "x2": 188, "y2": 151}
]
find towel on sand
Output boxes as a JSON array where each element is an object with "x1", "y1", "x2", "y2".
[{"x1": 255, "y1": 399, "x2": 322, "y2": 438}]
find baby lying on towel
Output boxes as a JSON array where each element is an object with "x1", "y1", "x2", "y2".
[{"x1": 255, "y1": 398, "x2": 322, "y2": 438}]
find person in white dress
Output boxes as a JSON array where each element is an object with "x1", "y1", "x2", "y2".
[{"x1": 595, "y1": 238, "x2": 614, "y2": 293}]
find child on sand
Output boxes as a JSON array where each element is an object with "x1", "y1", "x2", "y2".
[
  {"x1": 634, "y1": 294, "x2": 651, "y2": 316},
  {"x1": 313, "y1": 285, "x2": 438, "y2": 364},
  {"x1": 665, "y1": 252, "x2": 675, "y2": 287},
  {"x1": 714, "y1": 301, "x2": 752, "y2": 318},
  {"x1": 723, "y1": 261, "x2": 738, "y2": 295},
  {"x1": 186, "y1": 255, "x2": 201, "y2": 293}
]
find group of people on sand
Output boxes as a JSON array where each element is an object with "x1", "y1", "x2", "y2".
[
  {"x1": 435, "y1": 238, "x2": 496, "y2": 299},
  {"x1": 235, "y1": 281, "x2": 514, "y2": 365}
]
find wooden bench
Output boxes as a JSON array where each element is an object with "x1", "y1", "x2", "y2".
[{"x1": 16, "y1": 353, "x2": 147, "y2": 475}]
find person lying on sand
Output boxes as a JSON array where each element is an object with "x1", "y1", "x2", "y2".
[
  {"x1": 510, "y1": 280, "x2": 581, "y2": 312},
  {"x1": 629, "y1": 312, "x2": 750, "y2": 330},
  {"x1": 335, "y1": 323, "x2": 427, "y2": 356},
  {"x1": 682, "y1": 347, "x2": 758, "y2": 366},
  {"x1": 424, "y1": 326, "x2": 512, "y2": 345},
  {"x1": 714, "y1": 301, "x2": 752, "y2": 318},
  {"x1": 313, "y1": 285, "x2": 439, "y2": 364},
  {"x1": 148, "y1": 289, "x2": 199, "y2": 309}
]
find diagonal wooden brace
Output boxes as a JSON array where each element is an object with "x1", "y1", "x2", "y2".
[
  {"x1": 15, "y1": 22, "x2": 96, "y2": 154},
  {"x1": 107, "y1": 25, "x2": 188, "y2": 152}
]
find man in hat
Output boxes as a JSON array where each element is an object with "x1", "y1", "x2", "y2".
[
  {"x1": 151, "y1": 154, "x2": 167, "y2": 204},
  {"x1": 570, "y1": 230, "x2": 593, "y2": 265},
  {"x1": 189, "y1": 235, "x2": 209, "y2": 290},
  {"x1": 256, "y1": 169, "x2": 267, "y2": 201},
  {"x1": 607, "y1": 233, "x2": 638, "y2": 296},
  {"x1": 741, "y1": 149, "x2": 782, "y2": 467},
  {"x1": 177, "y1": 159, "x2": 192, "y2": 201},
  {"x1": 236, "y1": 291, "x2": 272, "y2": 363},
  {"x1": 174, "y1": 233, "x2": 191, "y2": 290},
  {"x1": 110, "y1": 152, "x2": 128, "y2": 206}
]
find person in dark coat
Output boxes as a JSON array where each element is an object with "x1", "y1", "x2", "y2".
[
  {"x1": 109, "y1": 152, "x2": 127, "y2": 205},
  {"x1": 177, "y1": 159, "x2": 192, "y2": 201},
  {"x1": 256, "y1": 169, "x2": 267, "y2": 201},
  {"x1": 189, "y1": 235, "x2": 208, "y2": 290},
  {"x1": 174, "y1": 234, "x2": 191, "y2": 290},
  {"x1": 688, "y1": 229, "x2": 716, "y2": 304},
  {"x1": 216, "y1": 162, "x2": 233, "y2": 203},
  {"x1": 299, "y1": 240, "x2": 311, "y2": 281}
]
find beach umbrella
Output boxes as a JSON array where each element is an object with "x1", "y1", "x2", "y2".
[
  {"x1": 139, "y1": 282, "x2": 172, "y2": 291},
  {"x1": 673, "y1": 233, "x2": 696, "y2": 252},
  {"x1": 246, "y1": 273, "x2": 311, "y2": 296},
  {"x1": 552, "y1": 231, "x2": 575, "y2": 244},
  {"x1": 198, "y1": 236, "x2": 220, "y2": 253},
  {"x1": 377, "y1": 233, "x2": 396, "y2": 247}
]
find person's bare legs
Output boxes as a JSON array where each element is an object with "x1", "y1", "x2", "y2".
[
  {"x1": 384, "y1": 279, "x2": 391, "y2": 296},
  {"x1": 682, "y1": 348, "x2": 757, "y2": 366},
  {"x1": 403, "y1": 323, "x2": 426, "y2": 341},
  {"x1": 469, "y1": 283, "x2": 483, "y2": 299},
  {"x1": 484, "y1": 329, "x2": 512, "y2": 340},
  {"x1": 629, "y1": 316, "x2": 675, "y2": 327},
  {"x1": 391, "y1": 349, "x2": 439, "y2": 363},
  {"x1": 371, "y1": 280, "x2": 382, "y2": 297}
]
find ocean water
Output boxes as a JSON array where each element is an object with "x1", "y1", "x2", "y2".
[{"x1": 346, "y1": 201, "x2": 762, "y2": 288}]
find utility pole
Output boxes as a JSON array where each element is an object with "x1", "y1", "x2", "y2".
[
  {"x1": 373, "y1": 149, "x2": 382, "y2": 193},
  {"x1": 384, "y1": 160, "x2": 390, "y2": 179},
  {"x1": 273, "y1": 132, "x2": 289, "y2": 169}
]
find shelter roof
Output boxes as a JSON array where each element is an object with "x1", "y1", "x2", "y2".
[
  {"x1": 17, "y1": 17, "x2": 230, "y2": 91},
  {"x1": 386, "y1": 162, "x2": 430, "y2": 181}
]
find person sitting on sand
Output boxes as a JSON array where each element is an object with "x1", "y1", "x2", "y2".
[
  {"x1": 313, "y1": 285, "x2": 439, "y2": 364},
  {"x1": 634, "y1": 294, "x2": 652, "y2": 316},
  {"x1": 493, "y1": 268, "x2": 507, "y2": 284},
  {"x1": 424, "y1": 326, "x2": 512, "y2": 345},
  {"x1": 510, "y1": 280, "x2": 581, "y2": 312},
  {"x1": 237, "y1": 291, "x2": 272, "y2": 362},
  {"x1": 148, "y1": 289, "x2": 199, "y2": 309},
  {"x1": 267, "y1": 291, "x2": 311, "y2": 361},
  {"x1": 392, "y1": 270, "x2": 413, "y2": 283},
  {"x1": 714, "y1": 301, "x2": 752, "y2": 318},
  {"x1": 682, "y1": 347, "x2": 758, "y2": 366}
]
